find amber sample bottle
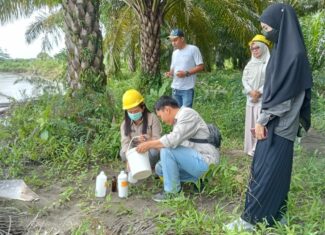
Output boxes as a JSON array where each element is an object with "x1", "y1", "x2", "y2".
[{"x1": 111, "y1": 176, "x2": 117, "y2": 192}]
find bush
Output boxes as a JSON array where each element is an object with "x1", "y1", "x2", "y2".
[
  {"x1": 0, "y1": 89, "x2": 118, "y2": 177},
  {"x1": 301, "y1": 10, "x2": 325, "y2": 70}
]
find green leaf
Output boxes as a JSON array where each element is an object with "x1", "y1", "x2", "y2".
[
  {"x1": 40, "y1": 130, "x2": 49, "y2": 140},
  {"x1": 230, "y1": 166, "x2": 238, "y2": 171}
]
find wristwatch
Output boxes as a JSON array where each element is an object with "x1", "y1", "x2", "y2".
[{"x1": 185, "y1": 71, "x2": 190, "y2": 77}]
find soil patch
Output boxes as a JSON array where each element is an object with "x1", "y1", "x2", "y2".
[{"x1": 300, "y1": 128, "x2": 325, "y2": 156}]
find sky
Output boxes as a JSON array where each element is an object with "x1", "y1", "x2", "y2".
[{"x1": 0, "y1": 14, "x2": 64, "y2": 59}]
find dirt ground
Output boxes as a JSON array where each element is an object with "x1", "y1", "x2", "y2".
[
  {"x1": 300, "y1": 128, "x2": 325, "y2": 155},
  {"x1": 1, "y1": 128, "x2": 324, "y2": 234}
]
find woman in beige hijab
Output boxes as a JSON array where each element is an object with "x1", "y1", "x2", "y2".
[{"x1": 242, "y1": 35, "x2": 271, "y2": 156}]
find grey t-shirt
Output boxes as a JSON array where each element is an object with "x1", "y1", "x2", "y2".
[
  {"x1": 257, "y1": 91, "x2": 305, "y2": 141},
  {"x1": 171, "y1": 44, "x2": 203, "y2": 90}
]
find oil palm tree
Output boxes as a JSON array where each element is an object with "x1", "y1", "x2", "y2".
[
  {"x1": 101, "y1": 1, "x2": 140, "y2": 76},
  {"x1": 119, "y1": 0, "x2": 221, "y2": 91},
  {"x1": 25, "y1": 9, "x2": 64, "y2": 52},
  {"x1": 0, "y1": 0, "x2": 107, "y2": 91},
  {"x1": 108, "y1": 0, "x2": 268, "y2": 87},
  {"x1": 120, "y1": 0, "x2": 172, "y2": 91},
  {"x1": 197, "y1": 0, "x2": 266, "y2": 69},
  {"x1": 162, "y1": 1, "x2": 221, "y2": 71},
  {"x1": 62, "y1": 0, "x2": 106, "y2": 91}
]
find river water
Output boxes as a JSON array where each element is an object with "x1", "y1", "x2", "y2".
[{"x1": 0, "y1": 72, "x2": 43, "y2": 112}]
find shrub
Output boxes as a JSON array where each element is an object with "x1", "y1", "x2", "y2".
[
  {"x1": 301, "y1": 10, "x2": 325, "y2": 70},
  {"x1": 0, "y1": 89, "x2": 118, "y2": 177}
]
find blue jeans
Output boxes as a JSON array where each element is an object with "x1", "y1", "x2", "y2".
[
  {"x1": 148, "y1": 149, "x2": 160, "y2": 169},
  {"x1": 155, "y1": 146, "x2": 209, "y2": 193},
  {"x1": 172, "y1": 88, "x2": 194, "y2": 108}
]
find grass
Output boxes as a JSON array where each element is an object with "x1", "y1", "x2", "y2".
[
  {"x1": 0, "y1": 69, "x2": 324, "y2": 234},
  {"x1": 149, "y1": 152, "x2": 325, "y2": 235}
]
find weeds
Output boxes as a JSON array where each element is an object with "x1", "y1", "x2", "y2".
[{"x1": 0, "y1": 70, "x2": 324, "y2": 234}]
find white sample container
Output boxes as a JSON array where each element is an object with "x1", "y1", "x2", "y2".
[
  {"x1": 118, "y1": 170, "x2": 128, "y2": 198},
  {"x1": 95, "y1": 171, "x2": 107, "y2": 197},
  {"x1": 126, "y1": 147, "x2": 151, "y2": 180}
]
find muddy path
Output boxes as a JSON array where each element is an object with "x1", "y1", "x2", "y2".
[{"x1": 1, "y1": 128, "x2": 324, "y2": 234}]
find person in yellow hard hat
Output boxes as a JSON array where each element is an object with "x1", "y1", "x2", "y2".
[
  {"x1": 120, "y1": 89, "x2": 162, "y2": 170},
  {"x1": 242, "y1": 34, "x2": 271, "y2": 157},
  {"x1": 249, "y1": 34, "x2": 272, "y2": 48}
]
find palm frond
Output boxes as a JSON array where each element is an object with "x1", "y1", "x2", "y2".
[
  {"x1": 163, "y1": 0, "x2": 216, "y2": 69},
  {"x1": 0, "y1": 0, "x2": 60, "y2": 24},
  {"x1": 25, "y1": 8, "x2": 63, "y2": 52},
  {"x1": 102, "y1": 4, "x2": 139, "y2": 74},
  {"x1": 0, "y1": 0, "x2": 35, "y2": 23}
]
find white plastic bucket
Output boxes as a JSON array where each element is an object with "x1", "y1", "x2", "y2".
[
  {"x1": 126, "y1": 147, "x2": 152, "y2": 180},
  {"x1": 128, "y1": 171, "x2": 138, "y2": 184}
]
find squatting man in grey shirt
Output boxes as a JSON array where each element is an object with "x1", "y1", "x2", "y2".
[{"x1": 136, "y1": 96, "x2": 219, "y2": 202}]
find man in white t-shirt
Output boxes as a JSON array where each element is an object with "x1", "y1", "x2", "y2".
[{"x1": 164, "y1": 29, "x2": 204, "y2": 108}]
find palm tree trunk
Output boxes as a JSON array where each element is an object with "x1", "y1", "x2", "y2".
[
  {"x1": 138, "y1": 3, "x2": 164, "y2": 91},
  {"x1": 139, "y1": 14, "x2": 161, "y2": 76},
  {"x1": 62, "y1": 0, "x2": 106, "y2": 91}
]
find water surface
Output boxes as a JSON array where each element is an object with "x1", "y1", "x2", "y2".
[{"x1": 0, "y1": 72, "x2": 42, "y2": 112}]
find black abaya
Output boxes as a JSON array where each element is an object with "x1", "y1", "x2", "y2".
[
  {"x1": 240, "y1": 3, "x2": 312, "y2": 226},
  {"x1": 241, "y1": 119, "x2": 293, "y2": 225}
]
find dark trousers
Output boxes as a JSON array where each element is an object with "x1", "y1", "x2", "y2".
[{"x1": 241, "y1": 124, "x2": 294, "y2": 226}]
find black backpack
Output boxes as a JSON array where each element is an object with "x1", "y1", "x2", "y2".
[{"x1": 189, "y1": 124, "x2": 222, "y2": 148}]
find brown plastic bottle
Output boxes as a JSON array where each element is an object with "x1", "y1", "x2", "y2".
[{"x1": 111, "y1": 176, "x2": 117, "y2": 192}]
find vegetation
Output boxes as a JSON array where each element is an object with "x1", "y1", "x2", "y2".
[
  {"x1": 1, "y1": 69, "x2": 325, "y2": 233},
  {"x1": 301, "y1": 9, "x2": 325, "y2": 71},
  {"x1": 62, "y1": 0, "x2": 106, "y2": 91},
  {"x1": 1, "y1": 1, "x2": 324, "y2": 91},
  {"x1": 0, "y1": 54, "x2": 66, "y2": 80},
  {"x1": 0, "y1": 0, "x2": 324, "y2": 234}
]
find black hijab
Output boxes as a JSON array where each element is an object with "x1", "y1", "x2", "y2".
[{"x1": 260, "y1": 3, "x2": 312, "y2": 131}]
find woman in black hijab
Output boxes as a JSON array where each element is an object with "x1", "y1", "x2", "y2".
[{"x1": 225, "y1": 3, "x2": 312, "y2": 231}]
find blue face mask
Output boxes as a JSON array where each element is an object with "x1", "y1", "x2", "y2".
[{"x1": 128, "y1": 111, "x2": 143, "y2": 121}]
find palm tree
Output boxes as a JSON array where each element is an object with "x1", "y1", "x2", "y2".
[
  {"x1": 197, "y1": 0, "x2": 266, "y2": 69},
  {"x1": 118, "y1": 0, "x2": 222, "y2": 91},
  {"x1": 0, "y1": 0, "x2": 107, "y2": 91},
  {"x1": 62, "y1": 0, "x2": 106, "y2": 91},
  {"x1": 121, "y1": 0, "x2": 174, "y2": 91},
  {"x1": 163, "y1": 1, "x2": 226, "y2": 71},
  {"x1": 101, "y1": 1, "x2": 140, "y2": 76},
  {"x1": 25, "y1": 9, "x2": 64, "y2": 52},
  {"x1": 107, "y1": 0, "x2": 269, "y2": 86}
]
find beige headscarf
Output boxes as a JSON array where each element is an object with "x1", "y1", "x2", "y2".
[
  {"x1": 242, "y1": 41, "x2": 270, "y2": 105},
  {"x1": 249, "y1": 41, "x2": 270, "y2": 65}
]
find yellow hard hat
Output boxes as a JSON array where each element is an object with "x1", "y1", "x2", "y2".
[
  {"x1": 249, "y1": 34, "x2": 271, "y2": 47},
  {"x1": 122, "y1": 89, "x2": 144, "y2": 110}
]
